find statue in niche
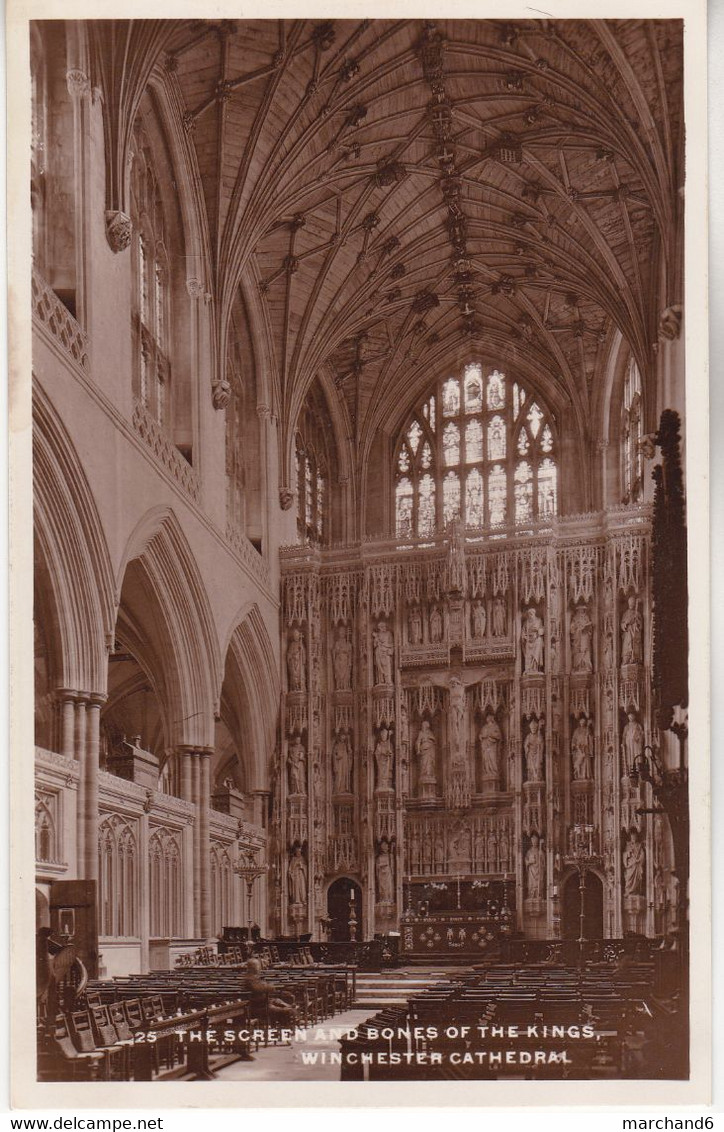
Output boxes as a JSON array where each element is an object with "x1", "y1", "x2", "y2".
[
  {"x1": 521, "y1": 607, "x2": 545, "y2": 673},
  {"x1": 474, "y1": 826, "x2": 485, "y2": 865},
  {"x1": 448, "y1": 677, "x2": 466, "y2": 769},
  {"x1": 571, "y1": 715, "x2": 593, "y2": 780},
  {"x1": 332, "y1": 729, "x2": 353, "y2": 794},
  {"x1": 287, "y1": 735, "x2": 307, "y2": 795},
  {"x1": 525, "y1": 833, "x2": 545, "y2": 899},
  {"x1": 288, "y1": 845, "x2": 308, "y2": 905},
  {"x1": 429, "y1": 605, "x2": 443, "y2": 644},
  {"x1": 415, "y1": 719, "x2": 437, "y2": 790},
  {"x1": 621, "y1": 710, "x2": 645, "y2": 774},
  {"x1": 492, "y1": 595, "x2": 507, "y2": 637},
  {"x1": 603, "y1": 630, "x2": 614, "y2": 670},
  {"x1": 620, "y1": 596, "x2": 643, "y2": 665},
  {"x1": 524, "y1": 717, "x2": 545, "y2": 782},
  {"x1": 409, "y1": 606, "x2": 423, "y2": 646},
  {"x1": 434, "y1": 826, "x2": 445, "y2": 871},
  {"x1": 472, "y1": 601, "x2": 486, "y2": 639},
  {"x1": 408, "y1": 828, "x2": 420, "y2": 873},
  {"x1": 374, "y1": 727, "x2": 394, "y2": 791},
  {"x1": 449, "y1": 824, "x2": 471, "y2": 866},
  {"x1": 570, "y1": 604, "x2": 594, "y2": 673},
  {"x1": 287, "y1": 627, "x2": 306, "y2": 691},
  {"x1": 487, "y1": 827, "x2": 498, "y2": 870},
  {"x1": 447, "y1": 516, "x2": 466, "y2": 592},
  {"x1": 332, "y1": 625, "x2": 353, "y2": 690},
  {"x1": 373, "y1": 621, "x2": 394, "y2": 685},
  {"x1": 376, "y1": 840, "x2": 395, "y2": 903},
  {"x1": 479, "y1": 711, "x2": 502, "y2": 780},
  {"x1": 623, "y1": 828, "x2": 645, "y2": 896}
]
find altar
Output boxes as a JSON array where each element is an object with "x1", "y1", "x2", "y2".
[{"x1": 401, "y1": 914, "x2": 504, "y2": 957}]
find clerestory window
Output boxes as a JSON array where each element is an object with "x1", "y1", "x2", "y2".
[{"x1": 394, "y1": 364, "x2": 557, "y2": 538}]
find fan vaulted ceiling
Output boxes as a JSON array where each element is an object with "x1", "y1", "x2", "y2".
[{"x1": 93, "y1": 18, "x2": 683, "y2": 455}]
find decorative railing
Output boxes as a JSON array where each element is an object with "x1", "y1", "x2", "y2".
[
  {"x1": 226, "y1": 520, "x2": 271, "y2": 588},
  {"x1": 32, "y1": 268, "x2": 89, "y2": 369},
  {"x1": 280, "y1": 505, "x2": 652, "y2": 568},
  {"x1": 132, "y1": 399, "x2": 200, "y2": 502}
]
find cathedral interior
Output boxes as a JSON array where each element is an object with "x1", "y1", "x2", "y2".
[{"x1": 30, "y1": 17, "x2": 690, "y2": 1082}]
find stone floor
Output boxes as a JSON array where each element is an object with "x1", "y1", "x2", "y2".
[{"x1": 215, "y1": 1008, "x2": 373, "y2": 1081}]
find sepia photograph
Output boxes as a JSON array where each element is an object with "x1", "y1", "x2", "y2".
[{"x1": 8, "y1": 3, "x2": 710, "y2": 1108}]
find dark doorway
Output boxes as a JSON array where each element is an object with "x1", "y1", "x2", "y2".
[
  {"x1": 561, "y1": 869, "x2": 604, "y2": 941},
  {"x1": 327, "y1": 878, "x2": 363, "y2": 941}
]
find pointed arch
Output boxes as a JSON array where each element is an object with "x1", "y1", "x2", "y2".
[
  {"x1": 220, "y1": 603, "x2": 279, "y2": 793},
  {"x1": 116, "y1": 507, "x2": 221, "y2": 749},
  {"x1": 33, "y1": 382, "x2": 117, "y2": 694}
]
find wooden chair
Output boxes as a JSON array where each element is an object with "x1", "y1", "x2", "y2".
[{"x1": 41, "y1": 1014, "x2": 105, "y2": 1081}]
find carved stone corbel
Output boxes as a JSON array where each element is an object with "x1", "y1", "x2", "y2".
[
  {"x1": 211, "y1": 380, "x2": 231, "y2": 410},
  {"x1": 105, "y1": 210, "x2": 132, "y2": 253},
  {"x1": 66, "y1": 69, "x2": 90, "y2": 99}
]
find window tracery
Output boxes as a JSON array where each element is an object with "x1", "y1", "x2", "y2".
[
  {"x1": 296, "y1": 437, "x2": 327, "y2": 545},
  {"x1": 35, "y1": 791, "x2": 58, "y2": 863},
  {"x1": 621, "y1": 357, "x2": 643, "y2": 503},
  {"x1": 98, "y1": 815, "x2": 138, "y2": 937},
  {"x1": 211, "y1": 844, "x2": 233, "y2": 936},
  {"x1": 394, "y1": 364, "x2": 558, "y2": 537},
  {"x1": 130, "y1": 122, "x2": 171, "y2": 429},
  {"x1": 149, "y1": 826, "x2": 183, "y2": 938}
]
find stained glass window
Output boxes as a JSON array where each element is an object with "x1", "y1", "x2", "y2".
[
  {"x1": 621, "y1": 357, "x2": 643, "y2": 503},
  {"x1": 465, "y1": 419, "x2": 483, "y2": 463},
  {"x1": 487, "y1": 416, "x2": 506, "y2": 460},
  {"x1": 443, "y1": 471, "x2": 461, "y2": 525},
  {"x1": 443, "y1": 422, "x2": 460, "y2": 466},
  {"x1": 464, "y1": 365, "x2": 483, "y2": 413},
  {"x1": 514, "y1": 460, "x2": 533, "y2": 523},
  {"x1": 487, "y1": 370, "x2": 505, "y2": 409},
  {"x1": 394, "y1": 364, "x2": 557, "y2": 535},
  {"x1": 466, "y1": 468, "x2": 484, "y2": 527},
  {"x1": 418, "y1": 474, "x2": 436, "y2": 536},
  {"x1": 489, "y1": 464, "x2": 507, "y2": 525},
  {"x1": 527, "y1": 402, "x2": 544, "y2": 438},
  {"x1": 442, "y1": 378, "x2": 460, "y2": 417},
  {"x1": 396, "y1": 477, "x2": 414, "y2": 537},
  {"x1": 130, "y1": 123, "x2": 170, "y2": 429},
  {"x1": 538, "y1": 458, "x2": 557, "y2": 516},
  {"x1": 408, "y1": 420, "x2": 423, "y2": 454},
  {"x1": 296, "y1": 433, "x2": 327, "y2": 545}
]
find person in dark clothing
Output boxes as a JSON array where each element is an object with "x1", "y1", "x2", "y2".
[{"x1": 245, "y1": 958, "x2": 298, "y2": 1028}]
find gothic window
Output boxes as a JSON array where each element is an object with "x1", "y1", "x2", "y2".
[
  {"x1": 394, "y1": 365, "x2": 557, "y2": 536},
  {"x1": 149, "y1": 827, "x2": 183, "y2": 938},
  {"x1": 130, "y1": 121, "x2": 171, "y2": 429},
  {"x1": 295, "y1": 435, "x2": 327, "y2": 545},
  {"x1": 35, "y1": 792, "x2": 58, "y2": 863},
  {"x1": 622, "y1": 357, "x2": 643, "y2": 503},
  {"x1": 211, "y1": 844, "x2": 233, "y2": 936},
  {"x1": 98, "y1": 815, "x2": 138, "y2": 938},
  {"x1": 30, "y1": 23, "x2": 77, "y2": 312}
]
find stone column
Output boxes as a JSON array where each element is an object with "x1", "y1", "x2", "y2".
[
  {"x1": 58, "y1": 691, "x2": 77, "y2": 761},
  {"x1": 139, "y1": 811, "x2": 150, "y2": 972},
  {"x1": 83, "y1": 696, "x2": 104, "y2": 881},
  {"x1": 75, "y1": 696, "x2": 88, "y2": 875},
  {"x1": 190, "y1": 753, "x2": 201, "y2": 934},
  {"x1": 198, "y1": 750, "x2": 212, "y2": 940}
]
